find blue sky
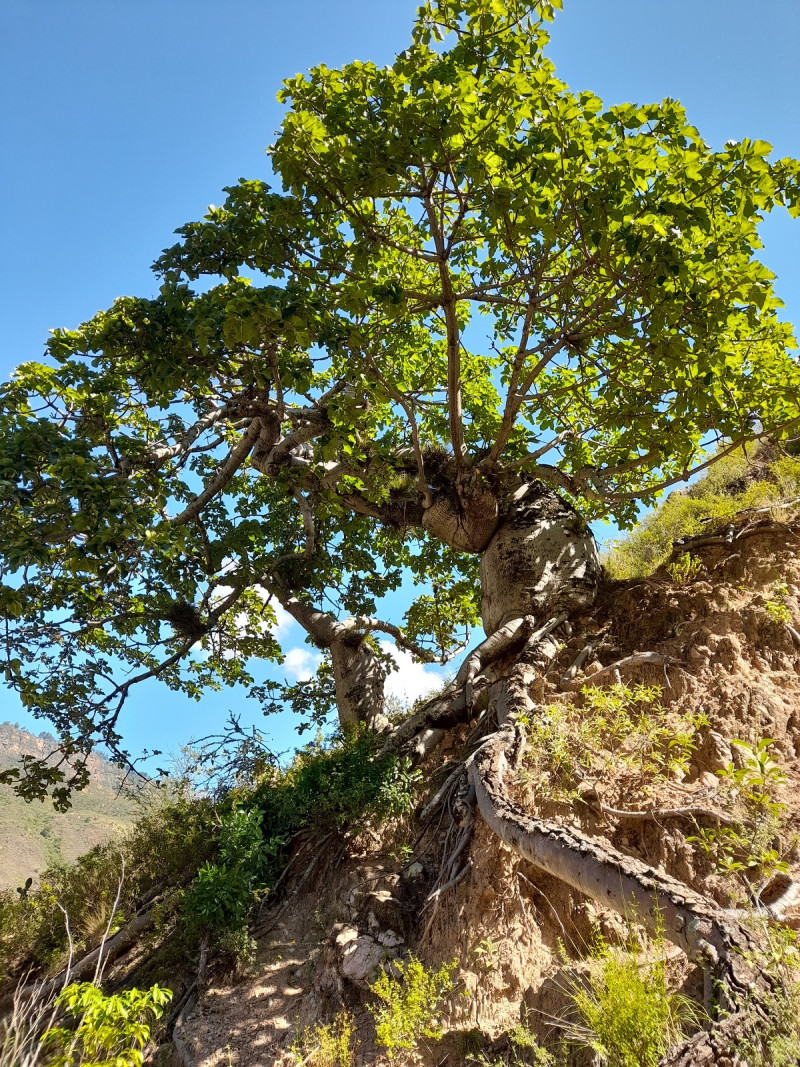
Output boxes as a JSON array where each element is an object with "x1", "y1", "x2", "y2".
[{"x1": 1, "y1": 0, "x2": 798, "y2": 768}]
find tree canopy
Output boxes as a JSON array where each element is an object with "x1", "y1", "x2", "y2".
[{"x1": 1, "y1": 0, "x2": 799, "y2": 805}]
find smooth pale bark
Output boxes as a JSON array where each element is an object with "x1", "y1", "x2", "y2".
[
  {"x1": 480, "y1": 488, "x2": 601, "y2": 635},
  {"x1": 280, "y1": 594, "x2": 388, "y2": 730}
]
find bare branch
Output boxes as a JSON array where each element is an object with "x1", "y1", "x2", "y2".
[
  {"x1": 172, "y1": 418, "x2": 262, "y2": 526},
  {"x1": 150, "y1": 404, "x2": 229, "y2": 465}
]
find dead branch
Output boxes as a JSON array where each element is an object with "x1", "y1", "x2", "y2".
[{"x1": 0, "y1": 907, "x2": 157, "y2": 1016}]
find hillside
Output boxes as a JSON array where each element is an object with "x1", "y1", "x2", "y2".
[
  {"x1": 2, "y1": 466, "x2": 800, "y2": 1066},
  {"x1": 0, "y1": 723, "x2": 140, "y2": 891},
  {"x1": 166, "y1": 506, "x2": 800, "y2": 1067}
]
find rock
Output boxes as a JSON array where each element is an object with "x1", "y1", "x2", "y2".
[
  {"x1": 703, "y1": 731, "x2": 732, "y2": 772},
  {"x1": 402, "y1": 862, "x2": 425, "y2": 881},
  {"x1": 377, "y1": 929, "x2": 404, "y2": 949},
  {"x1": 334, "y1": 925, "x2": 404, "y2": 988},
  {"x1": 688, "y1": 644, "x2": 712, "y2": 666},
  {"x1": 364, "y1": 889, "x2": 405, "y2": 934}
]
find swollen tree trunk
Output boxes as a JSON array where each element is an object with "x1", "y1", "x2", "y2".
[{"x1": 479, "y1": 485, "x2": 602, "y2": 635}]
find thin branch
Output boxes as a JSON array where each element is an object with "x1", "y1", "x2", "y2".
[
  {"x1": 150, "y1": 404, "x2": 228, "y2": 465},
  {"x1": 343, "y1": 616, "x2": 441, "y2": 663},
  {"x1": 424, "y1": 192, "x2": 467, "y2": 475},
  {"x1": 172, "y1": 418, "x2": 262, "y2": 526}
]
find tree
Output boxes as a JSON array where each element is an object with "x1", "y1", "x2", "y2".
[{"x1": 1, "y1": 1, "x2": 799, "y2": 1058}]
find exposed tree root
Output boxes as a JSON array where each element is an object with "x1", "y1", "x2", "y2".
[
  {"x1": 171, "y1": 986, "x2": 199, "y2": 1067},
  {"x1": 467, "y1": 721, "x2": 785, "y2": 1065},
  {"x1": 560, "y1": 650, "x2": 677, "y2": 691},
  {"x1": 598, "y1": 801, "x2": 741, "y2": 829},
  {"x1": 0, "y1": 906, "x2": 157, "y2": 1016}
]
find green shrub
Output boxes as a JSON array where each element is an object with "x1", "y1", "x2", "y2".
[
  {"x1": 730, "y1": 922, "x2": 800, "y2": 1067},
  {"x1": 764, "y1": 582, "x2": 793, "y2": 625},
  {"x1": 41, "y1": 981, "x2": 172, "y2": 1067},
  {"x1": 252, "y1": 728, "x2": 421, "y2": 837},
  {"x1": 561, "y1": 929, "x2": 699, "y2": 1067},
  {"x1": 605, "y1": 448, "x2": 800, "y2": 579},
  {"x1": 185, "y1": 806, "x2": 267, "y2": 933},
  {"x1": 689, "y1": 738, "x2": 790, "y2": 896},
  {"x1": 369, "y1": 955, "x2": 458, "y2": 1058},
  {"x1": 0, "y1": 783, "x2": 217, "y2": 980},
  {"x1": 666, "y1": 552, "x2": 703, "y2": 584},
  {"x1": 290, "y1": 1011, "x2": 356, "y2": 1067},
  {"x1": 522, "y1": 684, "x2": 705, "y2": 803}
]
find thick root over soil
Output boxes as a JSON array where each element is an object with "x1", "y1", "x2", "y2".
[{"x1": 467, "y1": 723, "x2": 782, "y2": 1065}]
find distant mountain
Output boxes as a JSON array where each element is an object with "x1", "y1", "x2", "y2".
[{"x1": 0, "y1": 722, "x2": 141, "y2": 891}]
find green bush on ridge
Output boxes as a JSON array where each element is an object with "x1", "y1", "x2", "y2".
[
  {"x1": 1, "y1": 728, "x2": 421, "y2": 983},
  {"x1": 604, "y1": 447, "x2": 800, "y2": 580}
]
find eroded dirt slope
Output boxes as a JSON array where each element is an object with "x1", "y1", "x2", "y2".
[{"x1": 172, "y1": 516, "x2": 800, "y2": 1066}]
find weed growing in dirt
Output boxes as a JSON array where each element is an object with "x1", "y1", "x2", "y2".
[
  {"x1": 689, "y1": 738, "x2": 790, "y2": 897},
  {"x1": 369, "y1": 955, "x2": 458, "y2": 1058},
  {"x1": 764, "y1": 581, "x2": 793, "y2": 625},
  {"x1": 506, "y1": 1025, "x2": 564, "y2": 1066},
  {"x1": 558, "y1": 927, "x2": 700, "y2": 1067},
  {"x1": 41, "y1": 981, "x2": 172, "y2": 1067},
  {"x1": 472, "y1": 936, "x2": 500, "y2": 973},
  {"x1": 734, "y1": 921, "x2": 800, "y2": 1067},
  {"x1": 521, "y1": 684, "x2": 705, "y2": 804},
  {"x1": 290, "y1": 1011, "x2": 357, "y2": 1067},
  {"x1": 666, "y1": 552, "x2": 704, "y2": 584},
  {"x1": 470, "y1": 1024, "x2": 564, "y2": 1067}
]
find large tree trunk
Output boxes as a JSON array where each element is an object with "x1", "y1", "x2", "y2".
[
  {"x1": 479, "y1": 483, "x2": 602, "y2": 635},
  {"x1": 279, "y1": 594, "x2": 389, "y2": 731}
]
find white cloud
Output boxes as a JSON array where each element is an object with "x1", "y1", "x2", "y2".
[
  {"x1": 283, "y1": 646, "x2": 323, "y2": 682},
  {"x1": 269, "y1": 600, "x2": 295, "y2": 639},
  {"x1": 379, "y1": 640, "x2": 444, "y2": 707}
]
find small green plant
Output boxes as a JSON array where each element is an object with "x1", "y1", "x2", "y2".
[
  {"x1": 666, "y1": 552, "x2": 703, "y2": 583},
  {"x1": 186, "y1": 805, "x2": 268, "y2": 933},
  {"x1": 369, "y1": 955, "x2": 458, "y2": 1058},
  {"x1": 507, "y1": 1024, "x2": 560, "y2": 1066},
  {"x1": 764, "y1": 581, "x2": 792, "y2": 624},
  {"x1": 734, "y1": 921, "x2": 800, "y2": 1066},
  {"x1": 559, "y1": 928, "x2": 699, "y2": 1067},
  {"x1": 472, "y1": 936, "x2": 500, "y2": 972},
  {"x1": 290, "y1": 1011, "x2": 356, "y2": 1067},
  {"x1": 41, "y1": 981, "x2": 172, "y2": 1067},
  {"x1": 217, "y1": 927, "x2": 258, "y2": 973},
  {"x1": 468, "y1": 1024, "x2": 563, "y2": 1067},
  {"x1": 523, "y1": 684, "x2": 705, "y2": 803},
  {"x1": 689, "y1": 738, "x2": 789, "y2": 895}
]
